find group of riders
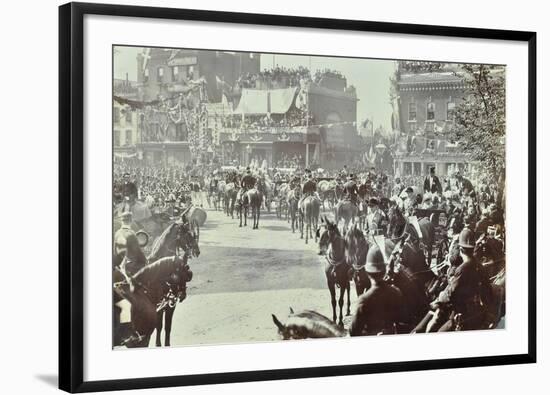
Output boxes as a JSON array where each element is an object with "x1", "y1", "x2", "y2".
[{"x1": 112, "y1": 159, "x2": 506, "y2": 345}]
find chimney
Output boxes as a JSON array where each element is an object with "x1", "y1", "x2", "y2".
[{"x1": 137, "y1": 53, "x2": 144, "y2": 83}]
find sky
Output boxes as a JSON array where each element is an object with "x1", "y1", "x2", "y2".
[{"x1": 114, "y1": 47, "x2": 396, "y2": 131}]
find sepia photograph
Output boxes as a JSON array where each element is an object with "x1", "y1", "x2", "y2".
[{"x1": 111, "y1": 46, "x2": 506, "y2": 349}]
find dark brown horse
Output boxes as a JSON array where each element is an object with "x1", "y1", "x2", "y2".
[
  {"x1": 114, "y1": 221, "x2": 200, "y2": 348},
  {"x1": 246, "y1": 188, "x2": 262, "y2": 229},
  {"x1": 387, "y1": 204, "x2": 435, "y2": 265},
  {"x1": 148, "y1": 220, "x2": 200, "y2": 347},
  {"x1": 334, "y1": 200, "x2": 358, "y2": 234},
  {"x1": 272, "y1": 307, "x2": 346, "y2": 339},
  {"x1": 114, "y1": 255, "x2": 195, "y2": 347},
  {"x1": 344, "y1": 224, "x2": 371, "y2": 296},
  {"x1": 317, "y1": 216, "x2": 351, "y2": 326}
]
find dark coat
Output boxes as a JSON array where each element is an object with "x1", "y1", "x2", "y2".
[
  {"x1": 423, "y1": 175, "x2": 442, "y2": 194},
  {"x1": 241, "y1": 174, "x2": 256, "y2": 190},
  {"x1": 121, "y1": 181, "x2": 138, "y2": 199},
  {"x1": 302, "y1": 179, "x2": 317, "y2": 195},
  {"x1": 343, "y1": 180, "x2": 358, "y2": 197},
  {"x1": 350, "y1": 282, "x2": 404, "y2": 336},
  {"x1": 436, "y1": 255, "x2": 493, "y2": 326}
]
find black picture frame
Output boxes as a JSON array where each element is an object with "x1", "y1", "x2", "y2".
[{"x1": 59, "y1": 2, "x2": 537, "y2": 392}]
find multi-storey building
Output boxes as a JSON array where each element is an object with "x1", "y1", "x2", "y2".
[{"x1": 393, "y1": 62, "x2": 473, "y2": 177}]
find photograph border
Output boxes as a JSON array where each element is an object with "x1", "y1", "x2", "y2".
[{"x1": 59, "y1": 2, "x2": 537, "y2": 392}]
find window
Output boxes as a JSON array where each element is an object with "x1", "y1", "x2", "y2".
[
  {"x1": 172, "y1": 66, "x2": 179, "y2": 82},
  {"x1": 144, "y1": 68, "x2": 149, "y2": 83},
  {"x1": 408, "y1": 103, "x2": 417, "y2": 121},
  {"x1": 125, "y1": 110, "x2": 132, "y2": 123},
  {"x1": 188, "y1": 66, "x2": 195, "y2": 79},
  {"x1": 426, "y1": 102, "x2": 435, "y2": 121},
  {"x1": 157, "y1": 67, "x2": 164, "y2": 83},
  {"x1": 447, "y1": 102, "x2": 456, "y2": 120},
  {"x1": 126, "y1": 130, "x2": 132, "y2": 146},
  {"x1": 249, "y1": 53, "x2": 254, "y2": 59},
  {"x1": 114, "y1": 108, "x2": 120, "y2": 124},
  {"x1": 114, "y1": 129, "x2": 120, "y2": 146}
]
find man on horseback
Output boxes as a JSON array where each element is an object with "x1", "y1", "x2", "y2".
[
  {"x1": 114, "y1": 211, "x2": 136, "y2": 261},
  {"x1": 240, "y1": 167, "x2": 256, "y2": 192},
  {"x1": 421, "y1": 228, "x2": 494, "y2": 332},
  {"x1": 343, "y1": 174, "x2": 359, "y2": 206},
  {"x1": 298, "y1": 169, "x2": 319, "y2": 209},
  {"x1": 350, "y1": 245, "x2": 404, "y2": 336}
]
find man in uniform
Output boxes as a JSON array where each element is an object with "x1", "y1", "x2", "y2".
[
  {"x1": 343, "y1": 174, "x2": 359, "y2": 205},
  {"x1": 298, "y1": 170, "x2": 318, "y2": 209},
  {"x1": 430, "y1": 228, "x2": 494, "y2": 331},
  {"x1": 240, "y1": 167, "x2": 256, "y2": 191},
  {"x1": 350, "y1": 245, "x2": 404, "y2": 336},
  {"x1": 113, "y1": 211, "x2": 136, "y2": 267}
]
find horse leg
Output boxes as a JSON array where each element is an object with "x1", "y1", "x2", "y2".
[
  {"x1": 338, "y1": 282, "x2": 345, "y2": 326},
  {"x1": 164, "y1": 306, "x2": 175, "y2": 347},
  {"x1": 327, "y1": 279, "x2": 337, "y2": 323},
  {"x1": 305, "y1": 216, "x2": 309, "y2": 244},
  {"x1": 155, "y1": 311, "x2": 163, "y2": 347},
  {"x1": 346, "y1": 281, "x2": 351, "y2": 316},
  {"x1": 239, "y1": 207, "x2": 242, "y2": 227},
  {"x1": 300, "y1": 212, "x2": 304, "y2": 239}
]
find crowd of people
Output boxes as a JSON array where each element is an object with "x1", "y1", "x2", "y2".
[{"x1": 234, "y1": 66, "x2": 345, "y2": 91}]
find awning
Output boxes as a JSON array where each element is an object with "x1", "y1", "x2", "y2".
[{"x1": 234, "y1": 87, "x2": 297, "y2": 115}]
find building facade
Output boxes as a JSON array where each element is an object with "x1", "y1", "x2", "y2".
[
  {"x1": 136, "y1": 48, "x2": 260, "y2": 102},
  {"x1": 393, "y1": 62, "x2": 473, "y2": 177}
]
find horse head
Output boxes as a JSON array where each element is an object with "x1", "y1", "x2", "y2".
[
  {"x1": 316, "y1": 216, "x2": 341, "y2": 255},
  {"x1": 272, "y1": 308, "x2": 344, "y2": 340},
  {"x1": 176, "y1": 221, "x2": 200, "y2": 259},
  {"x1": 387, "y1": 204, "x2": 407, "y2": 239},
  {"x1": 345, "y1": 224, "x2": 368, "y2": 270}
]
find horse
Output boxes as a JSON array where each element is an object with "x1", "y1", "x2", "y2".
[
  {"x1": 246, "y1": 188, "x2": 262, "y2": 229},
  {"x1": 287, "y1": 187, "x2": 300, "y2": 233},
  {"x1": 113, "y1": 254, "x2": 195, "y2": 348},
  {"x1": 224, "y1": 182, "x2": 238, "y2": 218},
  {"x1": 387, "y1": 203, "x2": 435, "y2": 266},
  {"x1": 300, "y1": 195, "x2": 320, "y2": 244},
  {"x1": 144, "y1": 220, "x2": 200, "y2": 347},
  {"x1": 257, "y1": 178, "x2": 272, "y2": 213},
  {"x1": 217, "y1": 180, "x2": 226, "y2": 210},
  {"x1": 272, "y1": 307, "x2": 346, "y2": 339},
  {"x1": 276, "y1": 183, "x2": 290, "y2": 219},
  {"x1": 316, "y1": 216, "x2": 351, "y2": 326},
  {"x1": 383, "y1": 226, "x2": 437, "y2": 331},
  {"x1": 344, "y1": 224, "x2": 371, "y2": 296},
  {"x1": 334, "y1": 200, "x2": 358, "y2": 234}
]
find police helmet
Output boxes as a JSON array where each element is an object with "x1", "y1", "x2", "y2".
[{"x1": 365, "y1": 245, "x2": 386, "y2": 274}]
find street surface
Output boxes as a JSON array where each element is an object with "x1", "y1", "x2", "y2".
[{"x1": 150, "y1": 204, "x2": 355, "y2": 347}]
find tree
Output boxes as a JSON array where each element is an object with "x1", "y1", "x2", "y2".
[{"x1": 452, "y1": 64, "x2": 506, "y2": 182}]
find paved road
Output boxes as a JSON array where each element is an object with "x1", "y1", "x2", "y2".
[{"x1": 151, "y1": 205, "x2": 357, "y2": 347}]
